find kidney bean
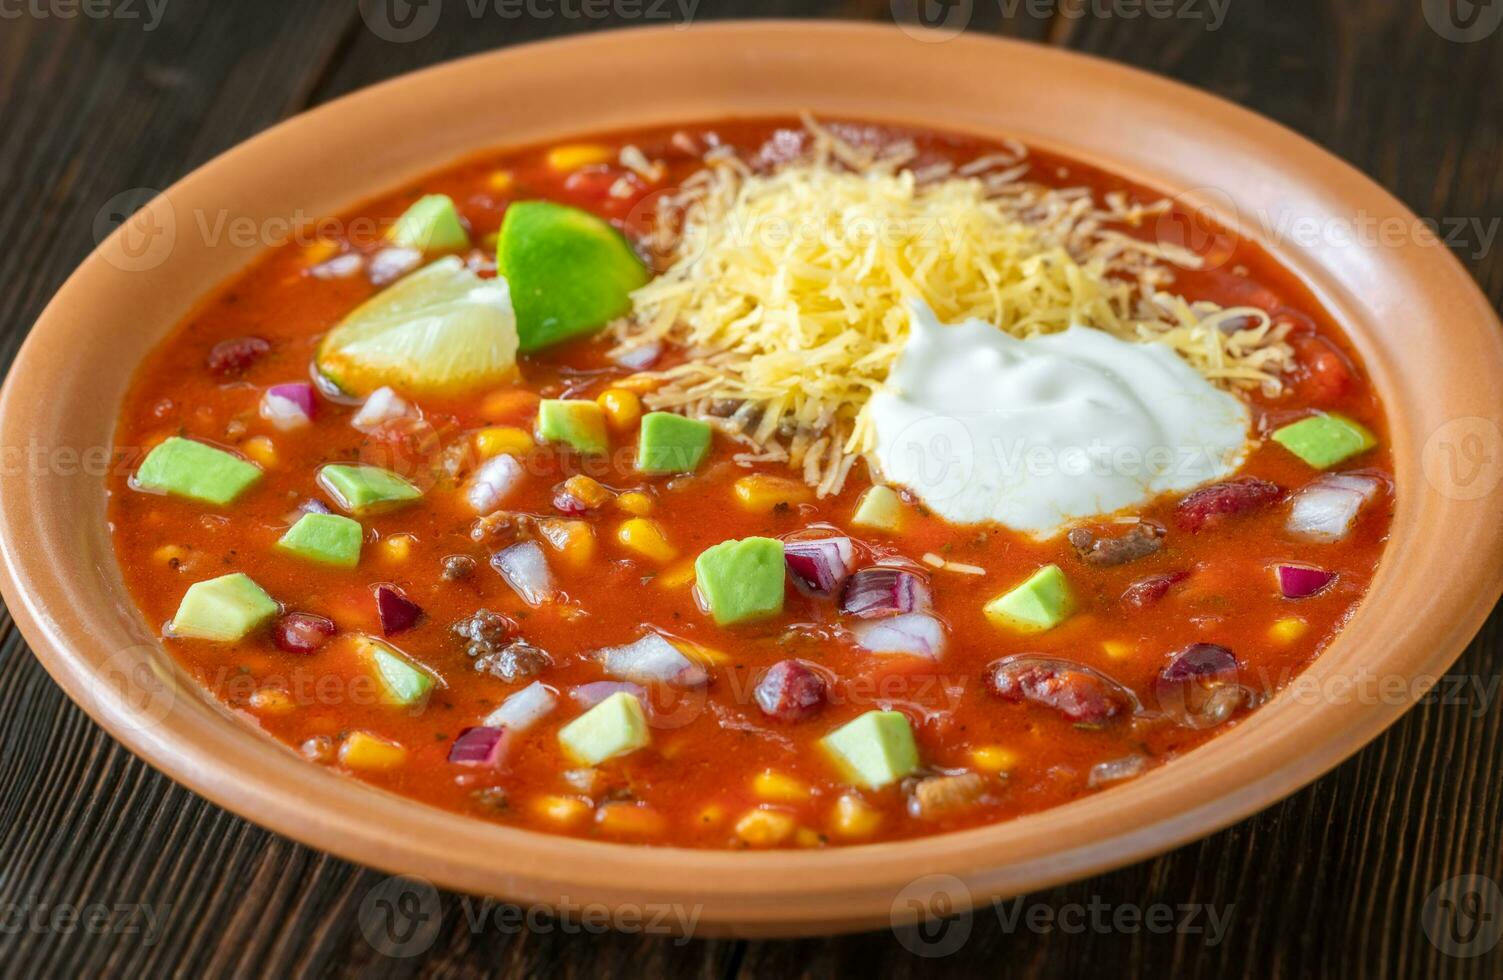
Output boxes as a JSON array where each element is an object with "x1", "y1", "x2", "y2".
[
  {"x1": 272, "y1": 612, "x2": 336, "y2": 654},
  {"x1": 1122, "y1": 570, "x2": 1191, "y2": 609},
  {"x1": 1174, "y1": 478, "x2": 1282, "y2": 532},
  {"x1": 206, "y1": 336, "x2": 270, "y2": 377},
  {"x1": 754, "y1": 659, "x2": 827, "y2": 722},
  {"x1": 985, "y1": 656, "x2": 1134, "y2": 726},
  {"x1": 1160, "y1": 643, "x2": 1238, "y2": 683}
]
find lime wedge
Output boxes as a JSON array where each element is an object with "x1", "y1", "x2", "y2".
[{"x1": 316, "y1": 256, "x2": 518, "y2": 397}]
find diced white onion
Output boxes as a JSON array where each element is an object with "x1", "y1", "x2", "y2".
[
  {"x1": 258, "y1": 390, "x2": 312, "y2": 431},
  {"x1": 483, "y1": 681, "x2": 557, "y2": 732},
  {"x1": 368, "y1": 247, "x2": 422, "y2": 285},
  {"x1": 1287, "y1": 474, "x2": 1381, "y2": 542},
  {"x1": 351, "y1": 386, "x2": 412, "y2": 433},
  {"x1": 308, "y1": 253, "x2": 364, "y2": 280},
  {"x1": 466, "y1": 453, "x2": 523, "y2": 513},
  {"x1": 598, "y1": 633, "x2": 707, "y2": 687},
  {"x1": 853, "y1": 612, "x2": 947, "y2": 659},
  {"x1": 492, "y1": 541, "x2": 554, "y2": 606}
]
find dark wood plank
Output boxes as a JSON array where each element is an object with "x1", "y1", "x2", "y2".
[{"x1": 0, "y1": 1, "x2": 1498, "y2": 977}]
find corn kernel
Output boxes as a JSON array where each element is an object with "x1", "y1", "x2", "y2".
[
  {"x1": 242, "y1": 435, "x2": 276, "y2": 467},
  {"x1": 970, "y1": 746, "x2": 1019, "y2": 773},
  {"x1": 615, "y1": 491, "x2": 653, "y2": 516},
  {"x1": 655, "y1": 560, "x2": 697, "y2": 590},
  {"x1": 616, "y1": 518, "x2": 676, "y2": 563},
  {"x1": 339, "y1": 731, "x2": 406, "y2": 770},
  {"x1": 481, "y1": 388, "x2": 541, "y2": 420},
  {"x1": 534, "y1": 794, "x2": 591, "y2": 827},
  {"x1": 596, "y1": 388, "x2": 642, "y2": 432},
  {"x1": 794, "y1": 828, "x2": 824, "y2": 849},
  {"x1": 487, "y1": 169, "x2": 515, "y2": 192},
  {"x1": 733, "y1": 474, "x2": 814, "y2": 512},
  {"x1": 673, "y1": 638, "x2": 729, "y2": 665},
  {"x1": 538, "y1": 519, "x2": 596, "y2": 570},
  {"x1": 851, "y1": 485, "x2": 904, "y2": 531},
  {"x1": 831, "y1": 794, "x2": 881, "y2": 838},
  {"x1": 381, "y1": 534, "x2": 414, "y2": 562},
  {"x1": 596, "y1": 802, "x2": 666, "y2": 836},
  {"x1": 697, "y1": 804, "x2": 726, "y2": 826},
  {"x1": 473, "y1": 425, "x2": 534, "y2": 458},
  {"x1": 1101, "y1": 640, "x2": 1135, "y2": 660},
  {"x1": 559, "y1": 474, "x2": 612, "y2": 509},
  {"x1": 1270, "y1": 617, "x2": 1308, "y2": 643},
  {"x1": 753, "y1": 770, "x2": 810, "y2": 802},
  {"x1": 153, "y1": 544, "x2": 190, "y2": 565},
  {"x1": 546, "y1": 143, "x2": 614, "y2": 172},
  {"x1": 734, "y1": 808, "x2": 796, "y2": 847},
  {"x1": 249, "y1": 688, "x2": 294, "y2": 714},
  {"x1": 302, "y1": 238, "x2": 340, "y2": 265},
  {"x1": 611, "y1": 375, "x2": 662, "y2": 395}
]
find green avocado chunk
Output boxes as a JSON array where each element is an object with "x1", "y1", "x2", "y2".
[
  {"x1": 171, "y1": 572, "x2": 279, "y2": 642},
  {"x1": 498, "y1": 200, "x2": 649, "y2": 352},
  {"x1": 558, "y1": 690, "x2": 650, "y2": 765},
  {"x1": 317, "y1": 464, "x2": 422, "y2": 515},
  {"x1": 134, "y1": 437, "x2": 262, "y2": 507},
  {"x1": 984, "y1": 564, "x2": 1075, "y2": 633},
  {"x1": 821, "y1": 710, "x2": 920, "y2": 789},
  {"x1": 694, "y1": 537, "x2": 787, "y2": 626},
  {"x1": 1271, "y1": 412, "x2": 1377, "y2": 469},
  {"x1": 636, "y1": 412, "x2": 713, "y2": 475},
  {"x1": 387, "y1": 194, "x2": 469, "y2": 252},
  {"x1": 536, "y1": 399, "x2": 608, "y2": 454},
  {"x1": 277, "y1": 512, "x2": 363, "y2": 568},
  {"x1": 357, "y1": 636, "x2": 435, "y2": 707}
]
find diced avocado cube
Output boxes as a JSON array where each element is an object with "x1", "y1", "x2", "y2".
[
  {"x1": 1271, "y1": 412, "x2": 1377, "y2": 469},
  {"x1": 357, "y1": 636, "x2": 435, "y2": 707},
  {"x1": 387, "y1": 194, "x2": 469, "y2": 252},
  {"x1": 536, "y1": 399, "x2": 608, "y2": 454},
  {"x1": 498, "y1": 200, "x2": 650, "y2": 352},
  {"x1": 558, "y1": 690, "x2": 650, "y2": 765},
  {"x1": 171, "y1": 572, "x2": 278, "y2": 642},
  {"x1": 984, "y1": 564, "x2": 1075, "y2": 633},
  {"x1": 820, "y1": 710, "x2": 919, "y2": 789},
  {"x1": 317, "y1": 464, "x2": 422, "y2": 515},
  {"x1": 694, "y1": 537, "x2": 786, "y2": 625},
  {"x1": 636, "y1": 412, "x2": 713, "y2": 474},
  {"x1": 851, "y1": 485, "x2": 903, "y2": 531},
  {"x1": 277, "y1": 513, "x2": 362, "y2": 568},
  {"x1": 134, "y1": 437, "x2": 262, "y2": 507}
]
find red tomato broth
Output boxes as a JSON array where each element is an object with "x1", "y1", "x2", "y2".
[{"x1": 108, "y1": 118, "x2": 1393, "y2": 848}]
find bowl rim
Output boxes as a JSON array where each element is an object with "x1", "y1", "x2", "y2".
[{"x1": 4, "y1": 20, "x2": 1502, "y2": 937}]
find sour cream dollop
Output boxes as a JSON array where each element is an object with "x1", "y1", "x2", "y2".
[{"x1": 869, "y1": 303, "x2": 1251, "y2": 538}]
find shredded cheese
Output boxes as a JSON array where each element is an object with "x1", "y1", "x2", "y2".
[{"x1": 614, "y1": 118, "x2": 1292, "y2": 494}]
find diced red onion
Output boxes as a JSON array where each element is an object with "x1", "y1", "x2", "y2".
[
  {"x1": 611, "y1": 341, "x2": 662, "y2": 371},
  {"x1": 840, "y1": 566, "x2": 930, "y2": 618},
  {"x1": 308, "y1": 253, "x2": 364, "y2": 280},
  {"x1": 272, "y1": 612, "x2": 336, "y2": 654},
  {"x1": 852, "y1": 612, "x2": 946, "y2": 659},
  {"x1": 598, "y1": 633, "x2": 708, "y2": 687},
  {"x1": 1286, "y1": 474, "x2": 1381, "y2": 542},
  {"x1": 467, "y1": 453, "x2": 524, "y2": 513},
  {"x1": 447, "y1": 726, "x2": 508, "y2": 767},
  {"x1": 571, "y1": 680, "x2": 646, "y2": 709},
  {"x1": 351, "y1": 386, "x2": 414, "y2": 433},
  {"x1": 375, "y1": 584, "x2": 422, "y2": 636},
  {"x1": 482, "y1": 681, "x2": 557, "y2": 732},
  {"x1": 368, "y1": 246, "x2": 422, "y2": 285},
  {"x1": 783, "y1": 536, "x2": 854, "y2": 596},
  {"x1": 299, "y1": 498, "x2": 331, "y2": 515},
  {"x1": 491, "y1": 541, "x2": 554, "y2": 606},
  {"x1": 259, "y1": 383, "x2": 317, "y2": 431},
  {"x1": 754, "y1": 659, "x2": 828, "y2": 721},
  {"x1": 1276, "y1": 564, "x2": 1337, "y2": 598}
]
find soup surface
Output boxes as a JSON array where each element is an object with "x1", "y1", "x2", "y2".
[{"x1": 108, "y1": 118, "x2": 1392, "y2": 849}]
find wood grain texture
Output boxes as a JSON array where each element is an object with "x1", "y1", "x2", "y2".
[{"x1": 0, "y1": 1, "x2": 1498, "y2": 976}]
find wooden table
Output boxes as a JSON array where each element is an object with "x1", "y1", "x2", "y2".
[{"x1": 2, "y1": 2, "x2": 1500, "y2": 975}]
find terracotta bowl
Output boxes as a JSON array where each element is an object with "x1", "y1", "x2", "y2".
[{"x1": 3, "y1": 22, "x2": 1501, "y2": 937}]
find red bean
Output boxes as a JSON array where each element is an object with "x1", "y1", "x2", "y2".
[
  {"x1": 272, "y1": 612, "x2": 336, "y2": 654},
  {"x1": 375, "y1": 585, "x2": 422, "y2": 636},
  {"x1": 985, "y1": 656, "x2": 1133, "y2": 726},
  {"x1": 1174, "y1": 478, "x2": 1282, "y2": 532},
  {"x1": 1160, "y1": 643, "x2": 1238, "y2": 683},
  {"x1": 754, "y1": 660, "x2": 827, "y2": 722},
  {"x1": 206, "y1": 336, "x2": 270, "y2": 377},
  {"x1": 1122, "y1": 570, "x2": 1190, "y2": 609}
]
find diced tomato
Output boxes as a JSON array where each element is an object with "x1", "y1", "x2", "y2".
[{"x1": 1288, "y1": 331, "x2": 1356, "y2": 404}]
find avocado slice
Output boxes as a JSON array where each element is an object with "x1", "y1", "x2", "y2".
[
  {"x1": 636, "y1": 412, "x2": 712, "y2": 475},
  {"x1": 356, "y1": 635, "x2": 435, "y2": 706},
  {"x1": 277, "y1": 512, "x2": 362, "y2": 568},
  {"x1": 821, "y1": 710, "x2": 920, "y2": 789},
  {"x1": 694, "y1": 537, "x2": 786, "y2": 625},
  {"x1": 1271, "y1": 412, "x2": 1377, "y2": 469},
  {"x1": 317, "y1": 464, "x2": 422, "y2": 515},
  {"x1": 171, "y1": 572, "x2": 278, "y2": 641},
  {"x1": 851, "y1": 485, "x2": 903, "y2": 531},
  {"x1": 134, "y1": 437, "x2": 262, "y2": 507},
  {"x1": 558, "y1": 690, "x2": 650, "y2": 765},
  {"x1": 498, "y1": 201, "x2": 649, "y2": 352},
  {"x1": 536, "y1": 399, "x2": 608, "y2": 454},
  {"x1": 387, "y1": 194, "x2": 469, "y2": 253},
  {"x1": 984, "y1": 564, "x2": 1076, "y2": 633}
]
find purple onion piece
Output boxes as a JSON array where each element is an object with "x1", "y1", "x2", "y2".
[
  {"x1": 1275, "y1": 564, "x2": 1337, "y2": 599},
  {"x1": 571, "y1": 680, "x2": 647, "y2": 710},
  {"x1": 852, "y1": 613, "x2": 946, "y2": 659},
  {"x1": 448, "y1": 726, "x2": 508, "y2": 766},
  {"x1": 839, "y1": 566, "x2": 931, "y2": 619},
  {"x1": 783, "y1": 536, "x2": 855, "y2": 595},
  {"x1": 375, "y1": 585, "x2": 422, "y2": 636},
  {"x1": 754, "y1": 660, "x2": 828, "y2": 722}
]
